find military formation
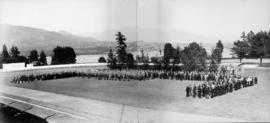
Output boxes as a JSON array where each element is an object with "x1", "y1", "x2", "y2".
[
  {"x1": 11, "y1": 69, "x2": 226, "y2": 83},
  {"x1": 10, "y1": 67, "x2": 258, "y2": 99},
  {"x1": 11, "y1": 71, "x2": 82, "y2": 84},
  {"x1": 186, "y1": 75, "x2": 258, "y2": 98}
]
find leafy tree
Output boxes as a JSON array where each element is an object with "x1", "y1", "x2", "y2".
[
  {"x1": 98, "y1": 56, "x2": 106, "y2": 63},
  {"x1": 126, "y1": 53, "x2": 135, "y2": 68},
  {"x1": 181, "y1": 42, "x2": 207, "y2": 71},
  {"x1": 39, "y1": 50, "x2": 47, "y2": 65},
  {"x1": 267, "y1": 31, "x2": 270, "y2": 57},
  {"x1": 231, "y1": 40, "x2": 249, "y2": 63},
  {"x1": 163, "y1": 43, "x2": 175, "y2": 66},
  {"x1": 241, "y1": 31, "x2": 247, "y2": 41},
  {"x1": 51, "y1": 46, "x2": 76, "y2": 65},
  {"x1": 28, "y1": 49, "x2": 39, "y2": 63},
  {"x1": 10, "y1": 46, "x2": 20, "y2": 59},
  {"x1": 115, "y1": 32, "x2": 127, "y2": 65},
  {"x1": 173, "y1": 46, "x2": 181, "y2": 65},
  {"x1": 246, "y1": 31, "x2": 255, "y2": 41},
  {"x1": 248, "y1": 31, "x2": 269, "y2": 64},
  {"x1": 2, "y1": 44, "x2": 10, "y2": 59}
]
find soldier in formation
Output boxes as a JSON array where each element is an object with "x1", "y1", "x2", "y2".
[
  {"x1": 10, "y1": 69, "x2": 224, "y2": 83},
  {"x1": 185, "y1": 75, "x2": 258, "y2": 99}
]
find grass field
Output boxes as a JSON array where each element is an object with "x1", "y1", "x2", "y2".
[{"x1": 0, "y1": 68, "x2": 270, "y2": 121}]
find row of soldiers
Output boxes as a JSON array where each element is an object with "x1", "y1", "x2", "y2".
[
  {"x1": 186, "y1": 75, "x2": 258, "y2": 98},
  {"x1": 11, "y1": 71, "x2": 82, "y2": 84},
  {"x1": 11, "y1": 69, "x2": 232, "y2": 83},
  {"x1": 78, "y1": 69, "x2": 228, "y2": 82}
]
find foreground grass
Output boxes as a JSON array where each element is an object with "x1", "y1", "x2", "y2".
[{"x1": 1, "y1": 68, "x2": 269, "y2": 121}]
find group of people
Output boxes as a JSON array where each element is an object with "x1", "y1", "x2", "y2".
[
  {"x1": 186, "y1": 75, "x2": 258, "y2": 99},
  {"x1": 11, "y1": 69, "x2": 234, "y2": 83},
  {"x1": 11, "y1": 71, "x2": 82, "y2": 84},
  {"x1": 81, "y1": 69, "x2": 222, "y2": 81},
  {"x1": 10, "y1": 67, "x2": 258, "y2": 99}
]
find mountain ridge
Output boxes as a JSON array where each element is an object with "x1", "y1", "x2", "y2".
[{"x1": 0, "y1": 24, "x2": 232, "y2": 57}]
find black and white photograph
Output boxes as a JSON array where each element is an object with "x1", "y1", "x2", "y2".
[{"x1": 0, "y1": 0, "x2": 270, "y2": 122}]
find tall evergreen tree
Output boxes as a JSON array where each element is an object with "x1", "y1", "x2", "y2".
[
  {"x1": 2, "y1": 44, "x2": 10, "y2": 59},
  {"x1": 115, "y1": 32, "x2": 127, "y2": 66},
  {"x1": 215, "y1": 40, "x2": 224, "y2": 63},
  {"x1": 39, "y1": 50, "x2": 47, "y2": 65},
  {"x1": 216, "y1": 40, "x2": 224, "y2": 52}
]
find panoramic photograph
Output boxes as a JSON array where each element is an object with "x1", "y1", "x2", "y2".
[{"x1": 0, "y1": 0, "x2": 270, "y2": 122}]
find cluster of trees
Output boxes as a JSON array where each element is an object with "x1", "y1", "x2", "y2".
[
  {"x1": 1, "y1": 44, "x2": 77, "y2": 67},
  {"x1": 1, "y1": 45, "x2": 28, "y2": 64},
  {"x1": 1, "y1": 45, "x2": 23, "y2": 64},
  {"x1": 107, "y1": 32, "x2": 224, "y2": 72},
  {"x1": 28, "y1": 50, "x2": 47, "y2": 65},
  {"x1": 181, "y1": 42, "x2": 207, "y2": 71},
  {"x1": 1, "y1": 44, "x2": 48, "y2": 66},
  {"x1": 162, "y1": 41, "x2": 223, "y2": 72},
  {"x1": 155, "y1": 40, "x2": 223, "y2": 72},
  {"x1": 107, "y1": 32, "x2": 135, "y2": 69},
  {"x1": 231, "y1": 31, "x2": 270, "y2": 64}
]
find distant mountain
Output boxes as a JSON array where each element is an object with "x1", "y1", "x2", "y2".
[
  {"x1": 0, "y1": 24, "x2": 233, "y2": 57},
  {"x1": 0, "y1": 24, "x2": 100, "y2": 55},
  {"x1": 0, "y1": 24, "x2": 164, "y2": 56}
]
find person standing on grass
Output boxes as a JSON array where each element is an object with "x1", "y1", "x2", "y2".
[
  {"x1": 193, "y1": 85, "x2": 197, "y2": 98},
  {"x1": 186, "y1": 85, "x2": 190, "y2": 97},
  {"x1": 198, "y1": 85, "x2": 202, "y2": 98}
]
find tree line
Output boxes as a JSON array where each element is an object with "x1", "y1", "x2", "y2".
[
  {"x1": 1, "y1": 45, "x2": 76, "y2": 67},
  {"x1": 231, "y1": 30, "x2": 270, "y2": 64},
  {"x1": 1, "y1": 45, "x2": 47, "y2": 66},
  {"x1": 106, "y1": 32, "x2": 224, "y2": 72}
]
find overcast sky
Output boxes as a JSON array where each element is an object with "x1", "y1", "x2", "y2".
[{"x1": 0, "y1": 0, "x2": 269, "y2": 43}]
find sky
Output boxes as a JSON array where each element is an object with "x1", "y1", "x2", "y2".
[{"x1": 0, "y1": 0, "x2": 269, "y2": 43}]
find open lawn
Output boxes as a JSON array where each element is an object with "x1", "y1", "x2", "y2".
[{"x1": 0, "y1": 68, "x2": 270, "y2": 121}]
